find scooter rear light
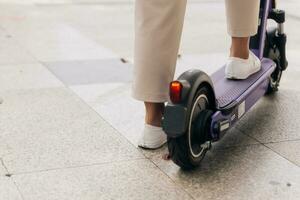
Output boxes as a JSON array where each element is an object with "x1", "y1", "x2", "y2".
[{"x1": 170, "y1": 81, "x2": 183, "y2": 104}]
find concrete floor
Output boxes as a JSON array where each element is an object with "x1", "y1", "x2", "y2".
[{"x1": 0, "y1": 0, "x2": 300, "y2": 199}]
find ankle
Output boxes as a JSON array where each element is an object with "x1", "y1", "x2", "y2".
[
  {"x1": 145, "y1": 114, "x2": 162, "y2": 127},
  {"x1": 230, "y1": 37, "x2": 250, "y2": 59},
  {"x1": 144, "y1": 102, "x2": 164, "y2": 127},
  {"x1": 230, "y1": 48, "x2": 249, "y2": 59}
]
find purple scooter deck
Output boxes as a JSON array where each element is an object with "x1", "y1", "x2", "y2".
[{"x1": 211, "y1": 58, "x2": 276, "y2": 109}]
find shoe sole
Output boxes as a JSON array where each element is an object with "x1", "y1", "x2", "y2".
[
  {"x1": 226, "y1": 65, "x2": 261, "y2": 80},
  {"x1": 138, "y1": 139, "x2": 167, "y2": 150}
]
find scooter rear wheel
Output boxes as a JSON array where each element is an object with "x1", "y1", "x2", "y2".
[{"x1": 167, "y1": 86, "x2": 213, "y2": 170}]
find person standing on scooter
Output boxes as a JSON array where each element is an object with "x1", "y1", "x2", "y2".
[{"x1": 132, "y1": 0, "x2": 261, "y2": 149}]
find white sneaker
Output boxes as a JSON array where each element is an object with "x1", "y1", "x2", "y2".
[
  {"x1": 138, "y1": 124, "x2": 167, "y2": 149},
  {"x1": 225, "y1": 51, "x2": 261, "y2": 80}
]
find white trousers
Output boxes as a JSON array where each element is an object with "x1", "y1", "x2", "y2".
[{"x1": 132, "y1": 0, "x2": 260, "y2": 102}]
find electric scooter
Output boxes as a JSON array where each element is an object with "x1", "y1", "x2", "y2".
[{"x1": 162, "y1": 0, "x2": 288, "y2": 170}]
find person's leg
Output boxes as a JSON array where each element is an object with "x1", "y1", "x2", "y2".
[
  {"x1": 132, "y1": 0, "x2": 187, "y2": 148},
  {"x1": 144, "y1": 102, "x2": 165, "y2": 127},
  {"x1": 225, "y1": 0, "x2": 261, "y2": 79},
  {"x1": 133, "y1": 0, "x2": 187, "y2": 104}
]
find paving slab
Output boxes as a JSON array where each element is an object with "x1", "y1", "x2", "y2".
[
  {"x1": 44, "y1": 58, "x2": 132, "y2": 85},
  {"x1": 23, "y1": 39, "x2": 117, "y2": 62},
  {"x1": 0, "y1": 30, "x2": 36, "y2": 65},
  {"x1": 266, "y1": 140, "x2": 300, "y2": 167},
  {"x1": 72, "y1": 0, "x2": 134, "y2": 4},
  {"x1": 0, "y1": 160, "x2": 7, "y2": 176},
  {"x1": 281, "y1": 14, "x2": 300, "y2": 51},
  {"x1": 282, "y1": 0, "x2": 300, "y2": 19},
  {"x1": 212, "y1": 128, "x2": 260, "y2": 149},
  {"x1": 0, "y1": 177, "x2": 23, "y2": 200},
  {"x1": 13, "y1": 159, "x2": 192, "y2": 200},
  {"x1": 64, "y1": 3, "x2": 135, "y2": 58},
  {"x1": 2, "y1": 15, "x2": 117, "y2": 62},
  {"x1": 286, "y1": 50, "x2": 300, "y2": 68},
  {"x1": 70, "y1": 82, "x2": 125, "y2": 103},
  {"x1": 90, "y1": 84, "x2": 145, "y2": 146},
  {"x1": 280, "y1": 69, "x2": 300, "y2": 91},
  {"x1": 0, "y1": 0, "x2": 35, "y2": 4},
  {"x1": 0, "y1": 88, "x2": 143, "y2": 174},
  {"x1": 28, "y1": 42, "x2": 117, "y2": 62},
  {"x1": 150, "y1": 144, "x2": 300, "y2": 200},
  {"x1": 236, "y1": 89, "x2": 300, "y2": 143},
  {"x1": 280, "y1": 50, "x2": 300, "y2": 91},
  {"x1": 0, "y1": 63, "x2": 63, "y2": 92}
]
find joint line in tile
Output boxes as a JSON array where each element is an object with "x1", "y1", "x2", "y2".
[
  {"x1": 0, "y1": 158, "x2": 10, "y2": 175},
  {"x1": 146, "y1": 158, "x2": 196, "y2": 200},
  {"x1": 237, "y1": 128, "x2": 300, "y2": 168},
  {"x1": 11, "y1": 157, "x2": 147, "y2": 176},
  {"x1": 262, "y1": 138, "x2": 300, "y2": 145}
]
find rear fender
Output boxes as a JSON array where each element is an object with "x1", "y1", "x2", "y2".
[{"x1": 162, "y1": 69, "x2": 216, "y2": 138}]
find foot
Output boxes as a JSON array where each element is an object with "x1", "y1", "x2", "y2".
[
  {"x1": 138, "y1": 124, "x2": 167, "y2": 149},
  {"x1": 225, "y1": 51, "x2": 261, "y2": 80}
]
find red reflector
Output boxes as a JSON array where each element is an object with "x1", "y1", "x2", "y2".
[{"x1": 170, "y1": 81, "x2": 182, "y2": 103}]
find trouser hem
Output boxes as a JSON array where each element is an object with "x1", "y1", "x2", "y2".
[
  {"x1": 228, "y1": 29, "x2": 258, "y2": 37},
  {"x1": 131, "y1": 90, "x2": 169, "y2": 103}
]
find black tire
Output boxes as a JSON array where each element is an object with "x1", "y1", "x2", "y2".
[
  {"x1": 264, "y1": 27, "x2": 283, "y2": 94},
  {"x1": 167, "y1": 86, "x2": 214, "y2": 170},
  {"x1": 266, "y1": 59, "x2": 282, "y2": 94}
]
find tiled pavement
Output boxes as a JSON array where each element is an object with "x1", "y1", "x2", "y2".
[{"x1": 0, "y1": 0, "x2": 300, "y2": 200}]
